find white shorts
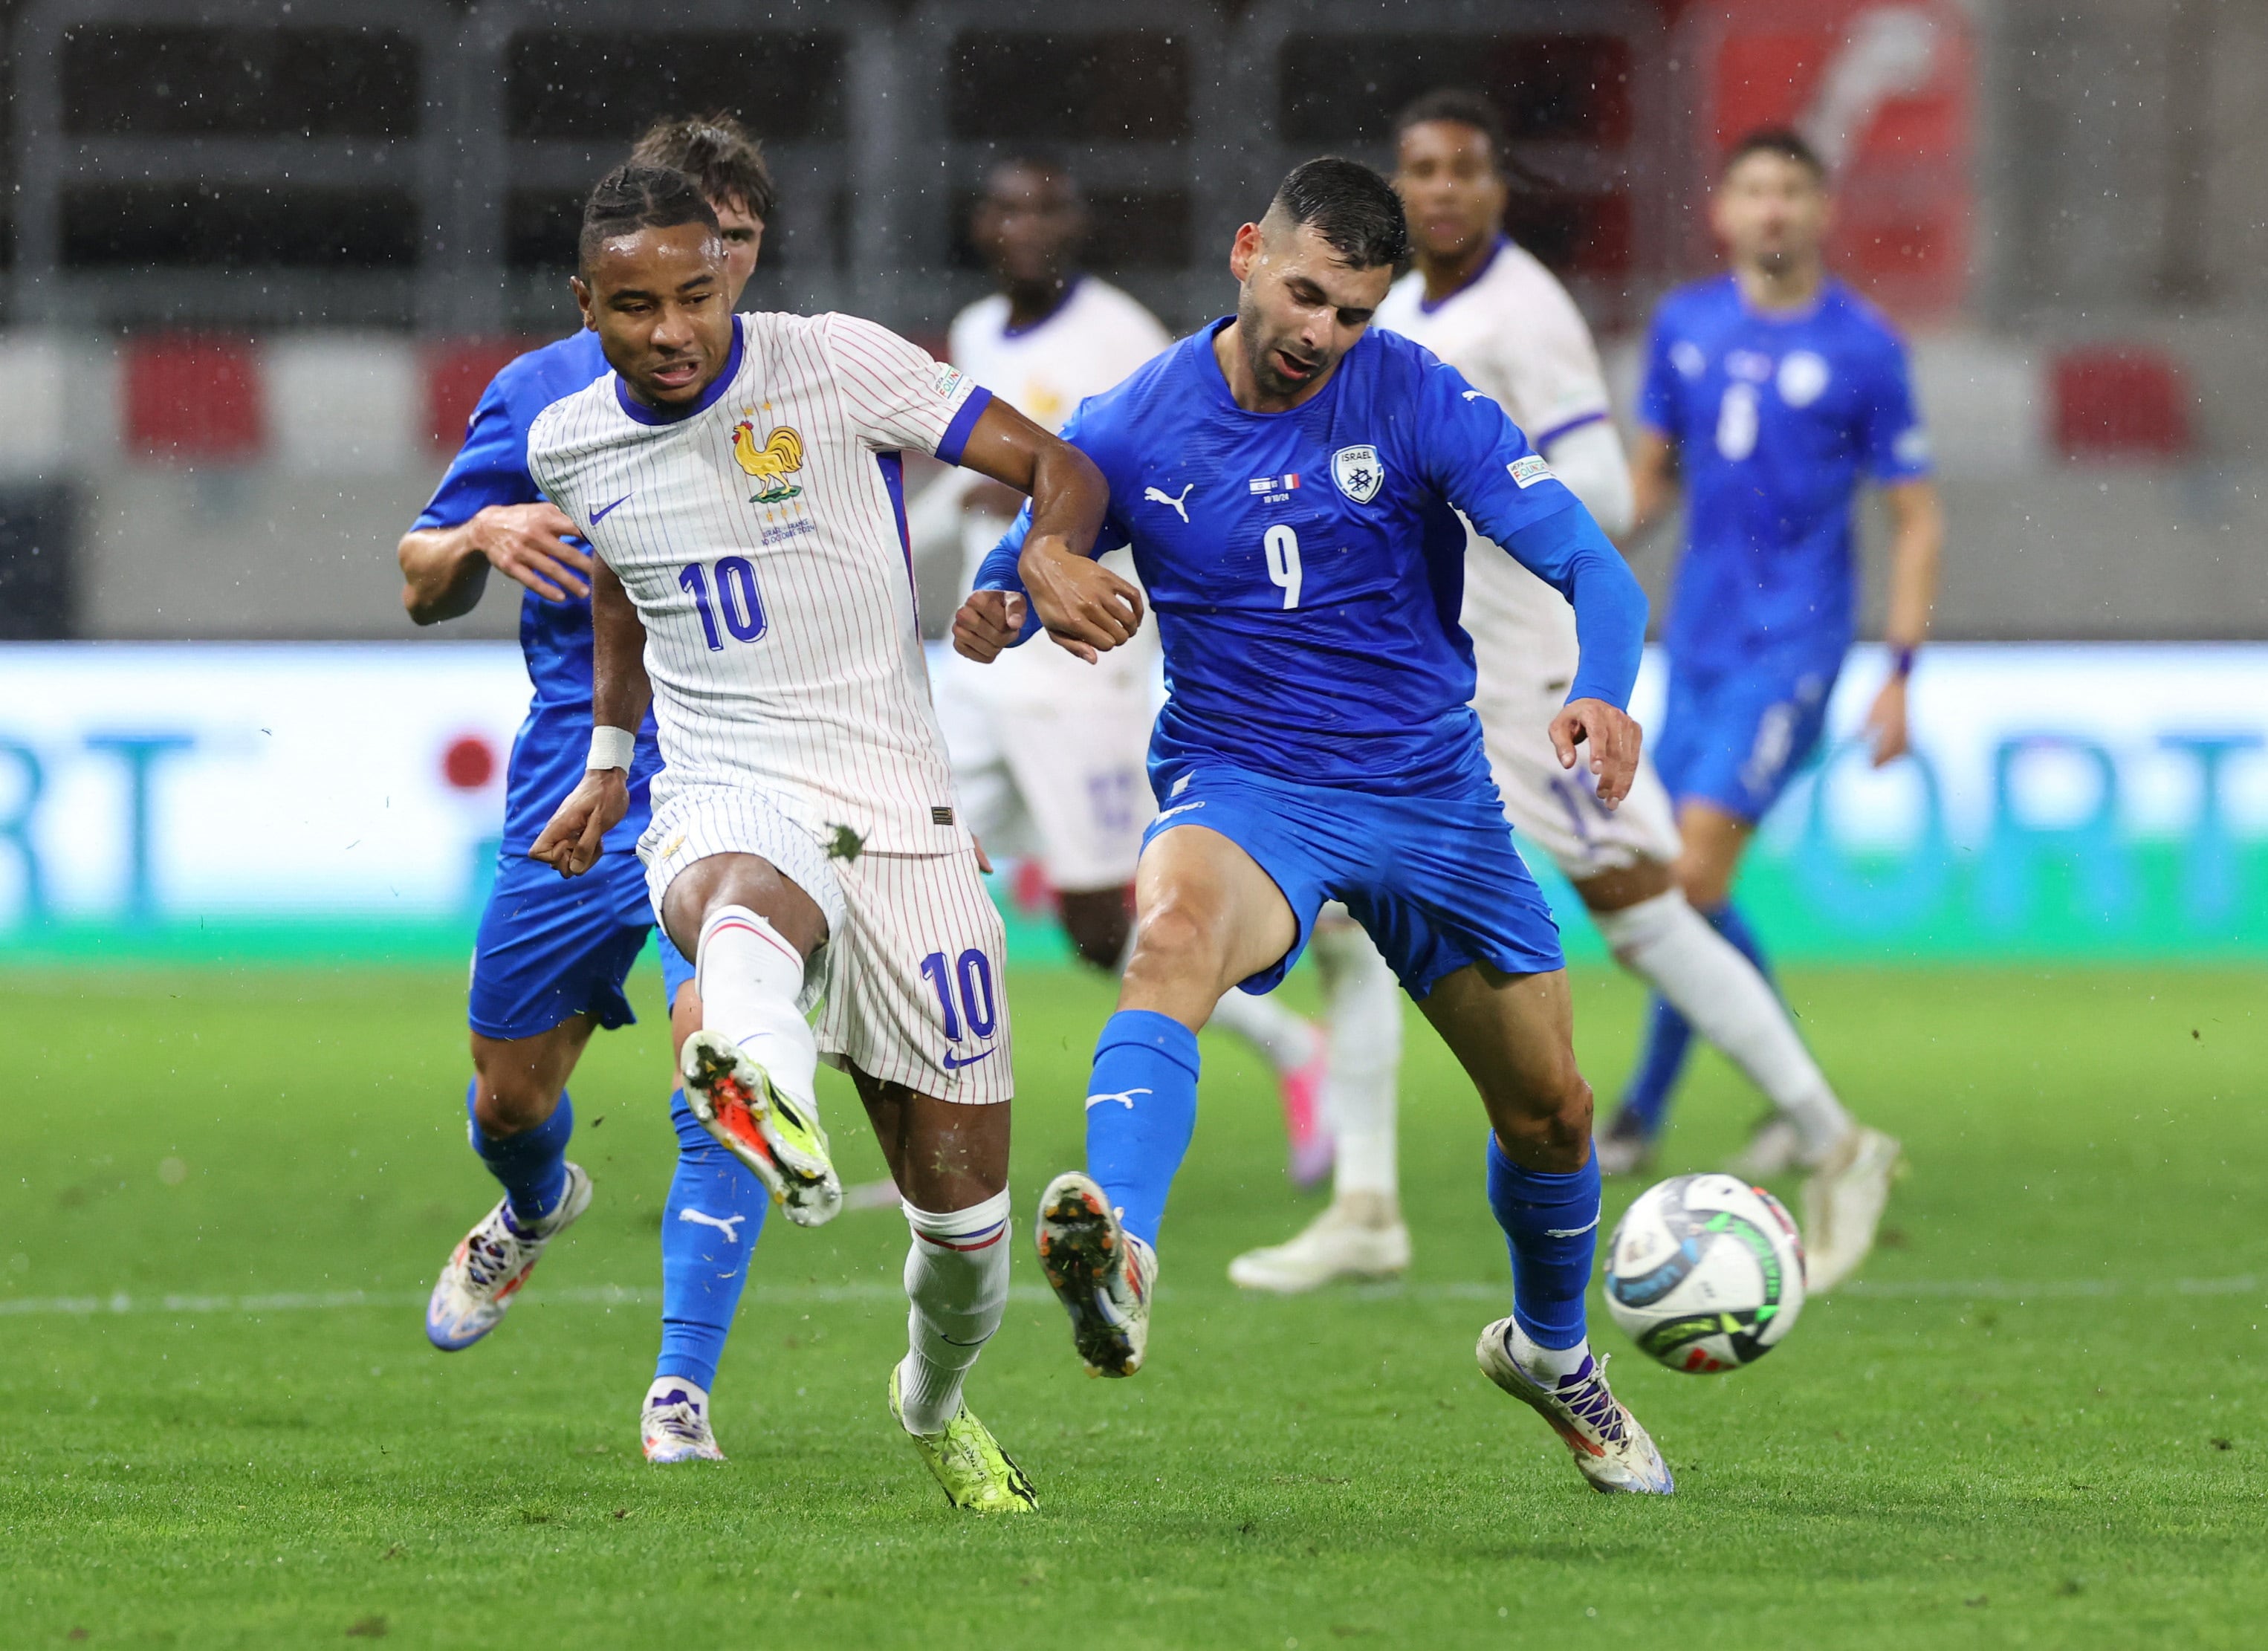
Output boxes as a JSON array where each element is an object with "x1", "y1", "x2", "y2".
[
  {"x1": 638, "y1": 785, "x2": 1012, "y2": 1105},
  {"x1": 933, "y1": 642, "x2": 1156, "y2": 893},
  {"x1": 1477, "y1": 690, "x2": 1682, "y2": 880}
]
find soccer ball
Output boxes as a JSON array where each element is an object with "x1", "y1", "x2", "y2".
[{"x1": 1603, "y1": 1173, "x2": 1807, "y2": 1374}]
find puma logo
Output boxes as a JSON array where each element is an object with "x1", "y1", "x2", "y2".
[
  {"x1": 1084, "y1": 1087, "x2": 1152, "y2": 1110},
  {"x1": 1143, "y1": 483, "x2": 1193, "y2": 523},
  {"x1": 678, "y1": 1207, "x2": 747, "y2": 1243}
]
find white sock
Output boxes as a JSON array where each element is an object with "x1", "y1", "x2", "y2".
[
  {"x1": 1206, "y1": 984, "x2": 1321, "y2": 1074},
  {"x1": 895, "y1": 1188, "x2": 1012, "y2": 1436},
  {"x1": 1509, "y1": 1322, "x2": 1591, "y2": 1381},
  {"x1": 695, "y1": 905, "x2": 819, "y2": 1107},
  {"x1": 1591, "y1": 891, "x2": 1852, "y2": 1161},
  {"x1": 1309, "y1": 920, "x2": 1403, "y2": 1202}
]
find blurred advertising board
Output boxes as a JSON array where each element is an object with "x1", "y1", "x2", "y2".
[{"x1": 0, "y1": 643, "x2": 2261, "y2": 965}]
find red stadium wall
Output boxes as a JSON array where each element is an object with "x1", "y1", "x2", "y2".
[{"x1": 1674, "y1": 0, "x2": 1975, "y2": 322}]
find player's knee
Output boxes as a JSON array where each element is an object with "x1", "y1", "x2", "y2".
[
  {"x1": 1488, "y1": 1063, "x2": 1593, "y2": 1170},
  {"x1": 1126, "y1": 902, "x2": 1217, "y2": 980},
  {"x1": 471, "y1": 1071, "x2": 563, "y2": 1138}
]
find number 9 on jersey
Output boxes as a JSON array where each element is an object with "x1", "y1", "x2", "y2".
[{"x1": 1263, "y1": 525, "x2": 1302, "y2": 610}]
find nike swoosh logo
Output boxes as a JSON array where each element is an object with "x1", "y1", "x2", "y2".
[
  {"x1": 942, "y1": 1047, "x2": 996, "y2": 1071},
  {"x1": 589, "y1": 493, "x2": 632, "y2": 525}
]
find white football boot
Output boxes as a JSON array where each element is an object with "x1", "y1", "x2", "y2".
[
  {"x1": 641, "y1": 1378, "x2": 726, "y2": 1463},
  {"x1": 1034, "y1": 1171, "x2": 1157, "y2": 1378},
  {"x1": 424, "y1": 1163, "x2": 593, "y2": 1352},
  {"x1": 1726, "y1": 1113, "x2": 1804, "y2": 1180},
  {"x1": 1476, "y1": 1318, "x2": 1674, "y2": 1495},
  {"x1": 1591, "y1": 1109, "x2": 1658, "y2": 1178},
  {"x1": 1227, "y1": 1193, "x2": 1411, "y2": 1293},
  {"x1": 679, "y1": 1029, "x2": 842, "y2": 1228},
  {"x1": 1802, "y1": 1126, "x2": 1902, "y2": 1293}
]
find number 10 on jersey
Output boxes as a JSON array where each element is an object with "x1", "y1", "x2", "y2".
[{"x1": 678, "y1": 557, "x2": 768, "y2": 650}]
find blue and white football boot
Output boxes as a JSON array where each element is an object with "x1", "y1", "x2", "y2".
[
  {"x1": 641, "y1": 1378, "x2": 726, "y2": 1463},
  {"x1": 424, "y1": 1163, "x2": 593, "y2": 1352},
  {"x1": 1476, "y1": 1317, "x2": 1674, "y2": 1495}
]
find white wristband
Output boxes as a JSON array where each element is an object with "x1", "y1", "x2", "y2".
[{"x1": 588, "y1": 726, "x2": 635, "y2": 773}]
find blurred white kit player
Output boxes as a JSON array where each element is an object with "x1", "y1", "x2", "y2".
[
  {"x1": 530, "y1": 310, "x2": 1014, "y2": 1109},
  {"x1": 1229, "y1": 94, "x2": 1890, "y2": 1296},
  {"x1": 912, "y1": 160, "x2": 1332, "y2": 1184},
  {"x1": 924, "y1": 275, "x2": 1170, "y2": 894}
]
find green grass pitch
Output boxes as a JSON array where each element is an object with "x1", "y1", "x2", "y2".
[{"x1": 2, "y1": 959, "x2": 2263, "y2": 1648}]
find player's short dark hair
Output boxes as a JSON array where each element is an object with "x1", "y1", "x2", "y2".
[
  {"x1": 1267, "y1": 157, "x2": 1410, "y2": 270},
  {"x1": 629, "y1": 112, "x2": 778, "y2": 222},
  {"x1": 983, "y1": 149, "x2": 1083, "y2": 206},
  {"x1": 1393, "y1": 88, "x2": 1509, "y2": 166},
  {"x1": 1722, "y1": 126, "x2": 1828, "y2": 181},
  {"x1": 578, "y1": 163, "x2": 722, "y2": 276}
]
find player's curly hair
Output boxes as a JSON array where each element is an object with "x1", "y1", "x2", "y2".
[
  {"x1": 630, "y1": 111, "x2": 779, "y2": 223},
  {"x1": 577, "y1": 163, "x2": 722, "y2": 276},
  {"x1": 1268, "y1": 157, "x2": 1410, "y2": 270}
]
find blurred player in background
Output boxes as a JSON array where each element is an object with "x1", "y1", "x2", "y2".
[
  {"x1": 915, "y1": 155, "x2": 1333, "y2": 1184},
  {"x1": 1232, "y1": 92, "x2": 1888, "y2": 1297},
  {"x1": 397, "y1": 116, "x2": 788, "y2": 1461},
  {"x1": 532, "y1": 165, "x2": 1113, "y2": 1511},
  {"x1": 1600, "y1": 128, "x2": 1943, "y2": 1288},
  {"x1": 962, "y1": 159, "x2": 1672, "y2": 1495}
]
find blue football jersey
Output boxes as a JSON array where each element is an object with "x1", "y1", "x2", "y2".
[
  {"x1": 414, "y1": 329, "x2": 661, "y2": 854},
  {"x1": 998, "y1": 321, "x2": 1636, "y2": 797},
  {"x1": 1638, "y1": 274, "x2": 1931, "y2": 672}
]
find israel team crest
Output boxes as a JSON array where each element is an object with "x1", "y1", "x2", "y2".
[{"x1": 1332, "y1": 444, "x2": 1383, "y2": 504}]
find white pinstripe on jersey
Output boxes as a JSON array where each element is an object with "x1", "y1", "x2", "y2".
[{"x1": 528, "y1": 311, "x2": 982, "y2": 856}]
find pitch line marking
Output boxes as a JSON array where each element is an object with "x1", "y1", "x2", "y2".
[{"x1": 0, "y1": 1275, "x2": 2258, "y2": 1320}]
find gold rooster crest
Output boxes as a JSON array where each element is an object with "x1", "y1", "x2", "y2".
[{"x1": 733, "y1": 421, "x2": 804, "y2": 503}]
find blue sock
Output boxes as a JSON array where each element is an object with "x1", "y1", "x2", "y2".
[
  {"x1": 656, "y1": 1089, "x2": 768, "y2": 1393},
  {"x1": 465, "y1": 1081, "x2": 573, "y2": 1225},
  {"x1": 1083, "y1": 1009, "x2": 1201, "y2": 1248},
  {"x1": 1485, "y1": 1134, "x2": 1601, "y2": 1351},
  {"x1": 1707, "y1": 901, "x2": 1775, "y2": 987},
  {"x1": 1620, "y1": 901, "x2": 1776, "y2": 1135},
  {"x1": 1619, "y1": 993, "x2": 1693, "y2": 1136}
]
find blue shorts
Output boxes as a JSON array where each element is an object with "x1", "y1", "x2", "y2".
[
  {"x1": 1141, "y1": 761, "x2": 1563, "y2": 999},
  {"x1": 1653, "y1": 652, "x2": 1842, "y2": 824},
  {"x1": 468, "y1": 849, "x2": 691, "y2": 1042}
]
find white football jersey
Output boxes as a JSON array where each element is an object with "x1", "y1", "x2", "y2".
[
  {"x1": 945, "y1": 276, "x2": 1172, "y2": 590},
  {"x1": 528, "y1": 311, "x2": 990, "y2": 854},
  {"x1": 1376, "y1": 239, "x2": 1615, "y2": 693},
  {"x1": 941, "y1": 275, "x2": 1170, "y2": 704}
]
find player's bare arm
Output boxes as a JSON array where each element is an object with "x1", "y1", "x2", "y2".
[
  {"x1": 1864, "y1": 476, "x2": 1944, "y2": 767},
  {"x1": 1624, "y1": 427, "x2": 1679, "y2": 546},
  {"x1": 953, "y1": 398, "x2": 1127, "y2": 662},
  {"x1": 530, "y1": 557, "x2": 651, "y2": 878},
  {"x1": 397, "y1": 502, "x2": 594, "y2": 623}
]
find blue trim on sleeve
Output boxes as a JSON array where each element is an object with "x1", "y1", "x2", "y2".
[
  {"x1": 875, "y1": 451, "x2": 914, "y2": 593},
  {"x1": 1532, "y1": 409, "x2": 1610, "y2": 451},
  {"x1": 613, "y1": 316, "x2": 745, "y2": 426},
  {"x1": 935, "y1": 384, "x2": 994, "y2": 467}
]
